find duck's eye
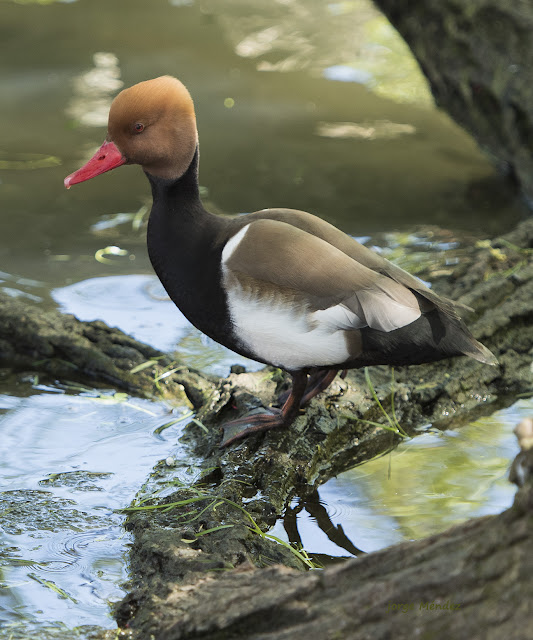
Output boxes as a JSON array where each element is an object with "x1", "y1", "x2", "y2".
[{"x1": 134, "y1": 122, "x2": 144, "y2": 133}]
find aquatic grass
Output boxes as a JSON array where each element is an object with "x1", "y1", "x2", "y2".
[
  {"x1": 261, "y1": 532, "x2": 319, "y2": 569},
  {"x1": 156, "y1": 409, "x2": 208, "y2": 436},
  {"x1": 129, "y1": 357, "x2": 165, "y2": 374},
  {"x1": 131, "y1": 357, "x2": 188, "y2": 397},
  {"x1": 131, "y1": 466, "x2": 219, "y2": 509},
  {"x1": 28, "y1": 573, "x2": 78, "y2": 603},
  {"x1": 121, "y1": 489, "x2": 318, "y2": 568},
  {"x1": 154, "y1": 366, "x2": 186, "y2": 382},
  {"x1": 4, "y1": 558, "x2": 37, "y2": 567},
  {"x1": 359, "y1": 367, "x2": 409, "y2": 438},
  {"x1": 174, "y1": 499, "x2": 224, "y2": 525},
  {"x1": 181, "y1": 524, "x2": 234, "y2": 542},
  {"x1": 60, "y1": 382, "x2": 161, "y2": 416},
  {"x1": 153, "y1": 413, "x2": 193, "y2": 435},
  {"x1": 122, "y1": 401, "x2": 158, "y2": 416},
  {"x1": 186, "y1": 417, "x2": 209, "y2": 433},
  {"x1": 152, "y1": 413, "x2": 208, "y2": 435},
  {"x1": 130, "y1": 360, "x2": 207, "y2": 432}
]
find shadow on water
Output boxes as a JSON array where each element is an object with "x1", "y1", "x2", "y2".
[{"x1": 0, "y1": 0, "x2": 530, "y2": 634}]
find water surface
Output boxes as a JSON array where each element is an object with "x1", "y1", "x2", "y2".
[{"x1": 0, "y1": 379, "x2": 195, "y2": 636}]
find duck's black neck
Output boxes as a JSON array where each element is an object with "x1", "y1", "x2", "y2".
[
  {"x1": 145, "y1": 146, "x2": 232, "y2": 345},
  {"x1": 146, "y1": 146, "x2": 203, "y2": 218}
]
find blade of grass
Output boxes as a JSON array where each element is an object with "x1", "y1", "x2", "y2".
[
  {"x1": 365, "y1": 367, "x2": 394, "y2": 429},
  {"x1": 357, "y1": 418, "x2": 405, "y2": 434},
  {"x1": 154, "y1": 366, "x2": 186, "y2": 382},
  {"x1": 187, "y1": 418, "x2": 208, "y2": 433},
  {"x1": 123, "y1": 401, "x2": 158, "y2": 416},
  {"x1": 153, "y1": 413, "x2": 194, "y2": 435},
  {"x1": 194, "y1": 524, "x2": 234, "y2": 537},
  {"x1": 121, "y1": 491, "x2": 318, "y2": 568},
  {"x1": 262, "y1": 532, "x2": 319, "y2": 569},
  {"x1": 130, "y1": 359, "x2": 161, "y2": 374},
  {"x1": 28, "y1": 573, "x2": 78, "y2": 603},
  {"x1": 364, "y1": 367, "x2": 408, "y2": 438}
]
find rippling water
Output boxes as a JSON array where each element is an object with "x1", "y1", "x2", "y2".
[{"x1": 0, "y1": 385, "x2": 195, "y2": 633}]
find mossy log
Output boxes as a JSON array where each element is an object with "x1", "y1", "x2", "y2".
[
  {"x1": 0, "y1": 294, "x2": 215, "y2": 408},
  {"x1": 373, "y1": 0, "x2": 533, "y2": 204},
  {"x1": 116, "y1": 444, "x2": 533, "y2": 640},
  {"x1": 0, "y1": 220, "x2": 531, "y2": 638}
]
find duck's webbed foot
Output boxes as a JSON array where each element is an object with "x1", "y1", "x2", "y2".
[
  {"x1": 220, "y1": 408, "x2": 283, "y2": 447},
  {"x1": 220, "y1": 370, "x2": 308, "y2": 447}
]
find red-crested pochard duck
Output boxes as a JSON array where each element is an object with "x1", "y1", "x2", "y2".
[{"x1": 65, "y1": 76, "x2": 497, "y2": 446}]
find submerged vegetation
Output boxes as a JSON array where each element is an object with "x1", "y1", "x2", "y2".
[{"x1": 360, "y1": 367, "x2": 409, "y2": 437}]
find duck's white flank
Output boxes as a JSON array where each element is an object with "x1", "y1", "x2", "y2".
[
  {"x1": 224, "y1": 286, "x2": 352, "y2": 369},
  {"x1": 221, "y1": 224, "x2": 351, "y2": 369}
]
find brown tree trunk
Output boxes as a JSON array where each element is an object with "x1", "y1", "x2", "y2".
[{"x1": 373, "y1": 0, "x2": 533, "y2": 204}]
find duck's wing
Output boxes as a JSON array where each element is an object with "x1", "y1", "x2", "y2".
[
  {"x1": 247, "y1": 208, "x2": 475, "y2": 315},
  {"x1": 222, "y1": 218, "x2": 424, "y2": 335}
]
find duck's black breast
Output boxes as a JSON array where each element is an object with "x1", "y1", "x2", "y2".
[{"x1": 145, "y1": 157, "x2": 257, "y2": 357}]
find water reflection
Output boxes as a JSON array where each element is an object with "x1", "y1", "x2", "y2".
[
  {"x1": 211, "y1": 0, "x2": 432, "y2": 105},
  {"x1": 272, "y1": 399, "x2": 531, "y2": 561},
  {"x1": 316, "y1": 120, "x2": 416, "y2": 140},
  {"x1": 65, "y1": 52, "x2": 123, "y2": 128}
]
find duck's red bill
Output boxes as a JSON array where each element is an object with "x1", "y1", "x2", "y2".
[{"x1": 64, "y1": 140, "x2": 126, "y2": 189}]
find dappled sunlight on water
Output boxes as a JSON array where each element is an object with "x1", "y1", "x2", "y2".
[
  {"x1": 271, "y1": 399, "x2": 531, "y2": 562},
  {"x1": 213, "y1": 0, "x2": 432, "y2": 105},
  {"x1": 65, "y1": 52, "x2": 123, "y2": 128}
]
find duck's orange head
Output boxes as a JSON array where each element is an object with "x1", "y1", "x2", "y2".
[{"x1": 64, "y1": 76, "x2": 198, "y2": 188}]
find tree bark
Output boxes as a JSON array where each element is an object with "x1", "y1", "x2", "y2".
[
  {"x1": 373, "y1": 0, "x2": 533, "y2": 204},
  {"x1": 117, "y1": 447, "x2": 533, "y2": 640}
]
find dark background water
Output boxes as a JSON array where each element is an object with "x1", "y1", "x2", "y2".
[{"x1": 0, "y1": 0, "x2": 526, "y2": 297}]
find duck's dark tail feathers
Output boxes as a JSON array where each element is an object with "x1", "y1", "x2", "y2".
[
  {"x1": 454, "y1": 333, "x2": 498, "y2": 366},
  {"x1": 438, "y1": 312, "x2": 498, "y2": 366},
  {"x1": 356, "y1": 309, "x2": 498, "y2": 368}
]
